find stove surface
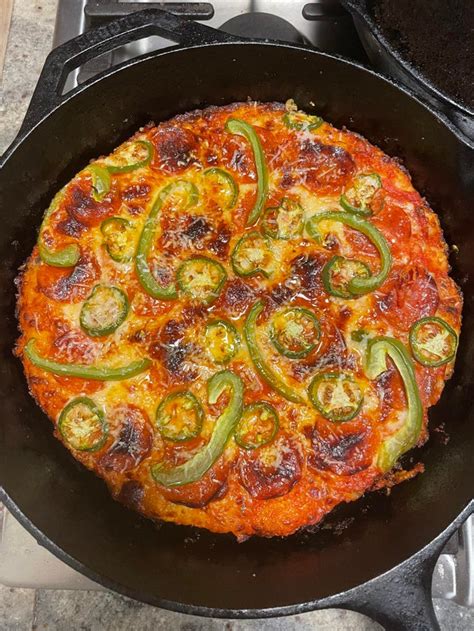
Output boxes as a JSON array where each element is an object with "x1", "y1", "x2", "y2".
[
  {"x1": 54, "y1": 0, "x2": 367, "y2": 90},
  {"x1": 0, "y1": 0, "x2": 472, "y2": 612}
]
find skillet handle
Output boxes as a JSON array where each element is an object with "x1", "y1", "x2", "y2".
[
  {"x1": 335, "y1": 503, "x2": 474, "y2": 631},
  {"x1": 20, "y1": 8, "x2": 240, "y2": 136},
  {"x1": 341, "y1": 545, "x2": 441, "y2": 631},
  {"x1": 341, "y1": 0, "x2": 474, "y2": 147}
]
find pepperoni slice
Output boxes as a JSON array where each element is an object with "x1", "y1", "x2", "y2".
[
  {"x1": 294, "y1": 324, "x2": 349, "y2": 380},
  {"x1": 377, "y1": 266, "x2": 439, "y2": 330},
  {"x1": 100, "y1": 405, "x2": 153, "y2": 473},
  {"x1": 219, "y1": 136, "x2": 255, "y2": 182},
  {"x1": 308, "y1": 424, "x2": 374, "y2": 476},
  {"x1": 151, "y1": 126, "x2": 198, "y2": 173},
  {"x1": 159, "y1": 457, "x2": 231, "y2": 508},
  {"x1": 37, "y1": 253, "x2": 100, "y2": 303},
  {"x1": 344, "y1": 227, "x2": 378, "y2": 258},
  {"x1": 53, "y1": 325, "x2": 98, "y2": 364},
  {"x1": 295, "y1": 140, "x2": 355, "y2": 195},
  {"x1": 66, "y1": 182, "x2": 113, "y2": 227},
  {"x1": 372, "y1": 204, "x2": 412, "y2": 257},
  {"x1": 374, "y1": 365, "x2": 407, "y2": 421},
  {"x1": 239, "y1": 436, "x2": 302, "y2": 500}
]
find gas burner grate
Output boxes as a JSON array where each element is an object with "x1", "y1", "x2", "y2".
[
  {"x1": 54, "y1": 0, "x2": 367, "y2": 90},
  {"x1": 84, "y1": 1, "x2": 215, "y2": 20}
]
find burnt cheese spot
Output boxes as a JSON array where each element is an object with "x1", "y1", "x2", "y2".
[
  {"x1": 56, "y1": 216, "x2": 86, "y2": 238},
  {"x1": 290, "y1": 253, "x2": 327, "y2": 300},
  {"x1": 152, "y1": 126, "x2": 198, "y2": 173},
  {"x1": 149, "y1": 317, "x2": 199, "y2": 383},
  {"x1": 295, "y1": 140, "x2": 355, "y2": 194},
  {"x1": 218, "y1": 278, "x2": 257, "y2": 317},
  {"x1": 184, "y1": 216, "x2": 211, "y2": 241},
  {"x1": 38, "y1": 254, "x2": 100, "y2": 303},
  {"x1": 308, "y1": 427, "x2": 372, "y2": 476},
  {"x1": 268, "y1": 283, "x2": 293, "y2": 307},
  {"x1": 280, "y1": 167, "x2": 295, "y2": 189},
  {"x1": 208, "y1": 223, "x2": 231, "y2": 259},
  {"x1": 100, "y1": 406, "x2": 153, "y2": 473}
]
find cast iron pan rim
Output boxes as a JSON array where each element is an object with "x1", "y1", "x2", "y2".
[
  {"x1": 0, "y1": 35, "x2": 473, "y2": 617},
  {"x1": 1, "y1": 39, "x2": 473, "y2": 168},
  {"x1": 2, "y1": 487, "x2": 472, "y2": 618},
  {"x1": 341, "y1": 0, "x2": 474, "y2": 119}
]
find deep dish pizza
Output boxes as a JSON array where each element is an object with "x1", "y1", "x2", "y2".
[{"x1": 16, "y1": 102, "x2": 462, "y2": 538}]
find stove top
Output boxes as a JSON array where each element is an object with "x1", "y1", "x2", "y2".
[
  {"x1": 0, "y1": 0, "x2": 472, "y2": 611},
  {"x1": 54, "y1": 0, "x2": 368, "y2": 91}
]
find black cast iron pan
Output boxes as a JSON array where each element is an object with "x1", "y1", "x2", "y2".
[
  {"x1": 341, "y1": 0, "x2": 474, "y2": 144},
  {"x1": 0, "y1": 9, "x2": 473, "y2": 631}
]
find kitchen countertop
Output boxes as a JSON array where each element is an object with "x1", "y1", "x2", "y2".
[{"x1": 0, "y1": 1, "x2": 473, "y2": 629}]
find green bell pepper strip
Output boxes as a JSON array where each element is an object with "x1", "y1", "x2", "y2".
[
  {"x1": 270, "y1": 307, "x2": 320, "y2": 359},
  {"x1": 225, "y1": 118, "x2": 268, "y2": 225},
  {"x1": 306, "y1": 211, "x2": 392, "y2": 295},
  {"x1": 308, "y1": 372, "x2": 363, "y2": 422},
  {"x1": 283, "y1": 111, "x2": 323, "y2": 131},
  {"x1": 322, "y1": 255, "x2": 371, "y2": 299},
  {"x1": 244, "y1": 301, "x2": 304, "y2": 404},
  {"x1": 365, "y1": 336, "x2": 423, "y2": 472},
  {"x1": 80, "y1": 284, "x2": 129, "y2": 337},
  {"x1": 25, "y1": 339, "x2": 151, "y2": 381},
  {"x1": 107, "y1": 140, "x2": 154, "y2": 174},
  {"x1": 409, "y1": 316, "x2": 458, "y2": 367},
  {"x1": 38, "y1": 189, "x2": 81, "y2": 268},
  {"x1": 151, "y1": 370, "x2": 244, "y2": 487},
  {"x1": 235, "y1": 401, "x2": 279, "y2": 450},
  {"x1": 231, "y1": 231, "x2": 274, "y2": 278},
  {"x1": 135, "y1": 180, "x2": 199, "y2": 300},
  {"x1": 100, "y1": 217, "x2": 135, "y2": 263},
  {"x1": 87, "y1": 164, "x2": 111, "y2": 202},
  {"x1": 203, "y1": 167, "x2": 239, "y2": 209},
  {"x1": 205, "y1": 319, "x2": 240, "y2": 364},
  {"x1": 155, "y1": 391, "x2": 204, "y2": 442},
  {"x1": 351, "y1": 329, "x2": 370, "y2": 343},
  {"x1": 58, "y1": 397, "x2": 108, "y2": 452},
  {"x1": 340, "y1": 173, "x2": 382, "y2": 216},
  {"x1": 177, "y1": 256, "x2": 227, "y2": 305},
  {"x1": 261, "y1": 198, "x2": 304, "y2": 240}
]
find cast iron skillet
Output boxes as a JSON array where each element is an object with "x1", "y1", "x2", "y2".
[
  {"x1": 341, "y1": 0, "x2": 474, "y2": 144},
  {"x1": 0, "y1": 10, "x2": 473, "y2": 631}
]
